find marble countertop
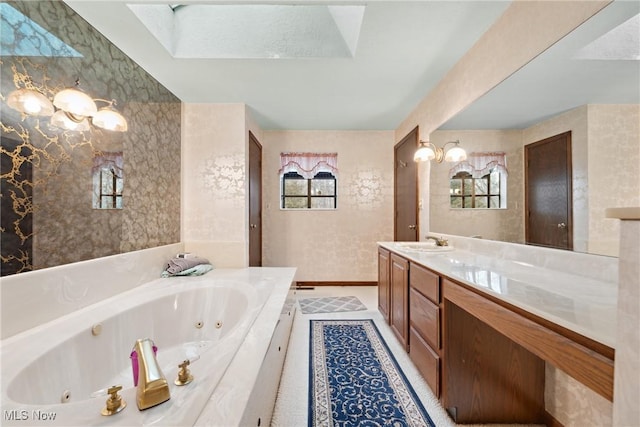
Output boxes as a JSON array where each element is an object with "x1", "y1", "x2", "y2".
[{"x1": 378, "y1": 242, "x2": 617, "y2": 349}]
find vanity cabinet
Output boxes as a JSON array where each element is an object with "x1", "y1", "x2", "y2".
[
  {"x1": 442, "y1": 278, "x2": 545, "y2": 424},
  {"x1": 377, "y1": 243, "x2": 615, "y2": 426},
  {"x1": 377, "y1": 247, "x2": 391, "y2": 323},
  {"x1": 389, "y1": 253, "x2": 409, "y2": 351},
  {"x1": 408, "y1": 262, "x2": 442, "y2": 398}
]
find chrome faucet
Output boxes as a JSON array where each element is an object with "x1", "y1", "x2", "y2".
[
  {"x1": 425, "y1": 235, "x2": 448, "y2": 247},
  {"x1": 133, "y1": 338, "x2": 170, "y2": 410}
]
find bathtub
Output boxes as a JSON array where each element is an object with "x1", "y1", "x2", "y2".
[{"x1": 1, "y1": 267, "x2": 296, "y2": 426}]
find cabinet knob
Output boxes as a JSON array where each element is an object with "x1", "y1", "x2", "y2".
[
  {"x1": 557, "y1": 222, "x2": 566, "y2": 229},
  {"x1": 408, "y1": 225, "x2": 416, "y2": 230}
]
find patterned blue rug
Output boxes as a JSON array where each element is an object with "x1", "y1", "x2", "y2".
[{"x1": 309, "y1": 319, "x2": 435, "y2": 427}]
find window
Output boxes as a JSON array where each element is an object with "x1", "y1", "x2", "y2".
[
  {"x1": 92, "y1": 152, "x2": 123, "y2": 209},
  {"x1": 448, "y1": 152, "x2": 507, "y2": 209},
  {"x1": 279, "y1": 152, "x2": 338, "y2": 210},
  {"x1": 450, "y1": 170, "x2": 501, "y2": 208},
  {"x1": 282, "y1": 171, "x2": 336, "y2": 209}
]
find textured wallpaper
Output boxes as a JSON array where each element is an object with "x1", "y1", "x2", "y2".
[
  {"x1": 587, "y1": 105, "x2": 640, "y2": 256},
  {"x1": 182, "y1": 103, "x2": 249, "y2": 266},
  {"x1": 428, "y1": 129, "x2": 524, "y2": 243},
  {"x1": 523, "y1": 104, "x2": 639, "y2": 257},
  {"x1": 261, "y1": 130, "x2": 394, "y2": 282},
  {"x1": 1, "y1": 1, "x2": 181, "y2": 275}
]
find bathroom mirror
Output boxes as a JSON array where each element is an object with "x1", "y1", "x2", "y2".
[
  {"x1": 0, "y1": 1, "x2": 181, "y2": 276},
  {"x1": 429, "y1": 1, "x2": 639, "y2": 256}
]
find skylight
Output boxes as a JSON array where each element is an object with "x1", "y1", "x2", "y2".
[
  {"x1": 129, "y1": 4, "x2": 365, "y2": 59},
  {"x1": 575, "y1": 13, "x2": 640, "y2": 60},
  {"x1": 0, "y1": 3, "x2": 82, "y2": 57}
]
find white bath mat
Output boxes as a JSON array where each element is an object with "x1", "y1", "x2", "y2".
[{"x1": 298, "y1": 295, "x2": 367, "y2": 314}]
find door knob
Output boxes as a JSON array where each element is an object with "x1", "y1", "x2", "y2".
[
  {"x1": 250, "y1": 224, "x2": 257, "y2": 229},
  {"x1": 557, "y1": 222, "x2": 566, "y2": 229},
  {"x1": 408, "y1": 225, "x2": 416, "y2": 230}
]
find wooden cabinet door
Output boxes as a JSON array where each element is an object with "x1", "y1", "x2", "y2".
[
  {"x1": 378, "y1": 247, "x2": 391, "y2": 323},
  {"x1": 390, "y1": 253, "x2": 409, "y2": 351}
]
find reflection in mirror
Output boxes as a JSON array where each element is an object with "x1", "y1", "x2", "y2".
[
  {"x1": 0, "y1": 2, "x2": 181, "y2": 276},
  {"x1": 429, "y1": 1, "x2": 639, "y2": 257},
  {"x1": 92, "y1": 152, "x2": 124, "y2": 209}
]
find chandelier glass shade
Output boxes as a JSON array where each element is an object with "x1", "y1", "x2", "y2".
[
  {"x1": 92, "y1": 104, "x2": 128, "y2": 132},
  {"x1": 414, "y1": 139, "x2": 467, "y2": 163},
  {"x1": 53, "y1": 86, "x2": 98, "y2": 118},
  {"x1": 444, "y1": 145, "x2": 467, "y2": 162},
  {"x1": 50, "y1": 109, "x2": 91, "y2": 132},
  {"x1": 7, "y1": 88, "x2": 55, "y2": 117}
]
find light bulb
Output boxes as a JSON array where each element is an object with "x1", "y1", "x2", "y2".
[
  {"x1": 444, "y1": 146, "x2": 467, "y2": 162},
  {"x1": 414, "y1": 144, "x2": 435, "y2": 162}
]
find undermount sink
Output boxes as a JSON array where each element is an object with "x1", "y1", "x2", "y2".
[{"x1": 397, "y1": 242, "x2": 455, "y2": 252}]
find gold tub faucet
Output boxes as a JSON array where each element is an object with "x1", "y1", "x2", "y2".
[{"x1": 134, "y1": 338, "x2": 170, "y2": 410}]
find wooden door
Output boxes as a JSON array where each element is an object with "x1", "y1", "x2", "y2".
[
  {"x1": 395, "y1": 127, "x2": 419, "y2": 241},
  {"x1": 378, "y1": 247, "x2": 391, "y2": 323},
  {"x1": 525, "y1": 131, "x2": 573, "y2": 250},
  {"x1": 390, "y1": 253, "x2": 409, "y2": 351},
  {"x1": 248, "y1": 132, "x2": 262, "y2": 266}
]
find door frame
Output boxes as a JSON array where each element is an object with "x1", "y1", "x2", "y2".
[
  {"x1": 248, "y1": 131, "x2": 262, "y2": 266},
  {"x1": 394, "y1": 126, "x2": 420, "y2": 241},
  {"x1": 524, "y1": 131, "x2": 573, "y2": 250}
]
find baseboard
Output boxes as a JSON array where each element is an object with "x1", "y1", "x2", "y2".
[
  {"x1": 295, "y1": 281, "x2": 377, "y2": 287},
  {"x1": 543, "y1": 410, "x2": 564, "y2": 427}
]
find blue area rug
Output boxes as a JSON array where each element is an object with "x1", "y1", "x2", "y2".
[{"x1": 309, "y1": 319, "x2": 434, "y2": 427}]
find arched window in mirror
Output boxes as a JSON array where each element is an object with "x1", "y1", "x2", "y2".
[
  {"x1": 92, "y1": 152, "x2": 123, "y2": 209},
  {"x1": 449, "y1": 152, "x2": 507, "y2": 209}
]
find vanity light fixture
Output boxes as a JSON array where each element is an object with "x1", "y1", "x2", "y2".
[
  {"x1": 414, "y1": 139, "x2": 467, "y2": 163},
  {"x1": 7, "y1": 74, "x2": 128, "y2": 132}
]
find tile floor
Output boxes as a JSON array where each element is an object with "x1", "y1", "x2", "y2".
[{"x1": 270, "y1": 285, "x2": 542, "y2": 427}]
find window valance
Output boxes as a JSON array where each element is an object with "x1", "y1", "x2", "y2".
[
  {"x1": 448, "y1": 152, "x2": 507, "y2": 179},
  {"x1": 279, "y1": 152, "x2": 338, "y2": 179},
  {"x1": 92, "y1": 152, "x2": 123, "y2": 177}
]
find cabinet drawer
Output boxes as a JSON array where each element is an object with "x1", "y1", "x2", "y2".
[
  {"x1": 410, "y1": 288, "x2": 440, "y2": 350},
  {"x1": 410, "y1": 262, "x2": 440, "y2": 303},
  {"x1": 409, "y1": 327, "x2": 440, "y2": 398}
]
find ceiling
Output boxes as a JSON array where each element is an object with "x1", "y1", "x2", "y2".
[
  {"x1": 64, "y1": 1, "x2": 639, "y2": 131},
  {"x1": 440, "y1": 0, "x2": 640, "y2": 130}
]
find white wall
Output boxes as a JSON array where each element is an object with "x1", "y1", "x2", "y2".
[
  {"x1": 261, "y1": 130, "x2": 394, "y2": 282},
  {"x1": 182, "y1": 103, "x2": 251, "y2": 267},
  {"x1": 587, "y1": 105, "x2": 640, "y2": 256}
]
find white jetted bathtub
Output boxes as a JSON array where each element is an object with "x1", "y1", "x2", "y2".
[{"x1": 1, "y1": 268, "x2": 296, "y2": 426}]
